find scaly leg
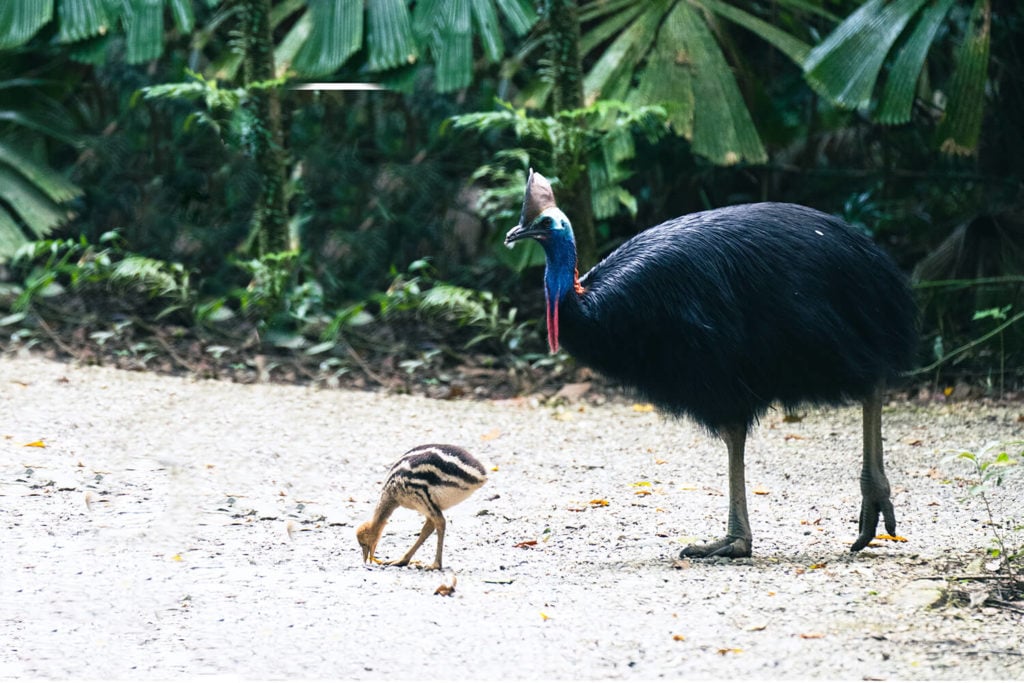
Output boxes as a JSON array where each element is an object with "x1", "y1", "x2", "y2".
[
  {"x1": 681, "y1": 424, "x2": 752, "y2": 558},
  {"x1": 427, "y1": 514, "x2": 447, "y2": 571},
  {"x1": 851, "y1": 384, "x2": 897, "y2": 551}
]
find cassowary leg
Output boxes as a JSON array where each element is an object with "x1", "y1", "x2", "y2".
[
  {"x1": 386, "y1": 519, "x2": 435, "y2": 567},
  {"x1": 680, "y1": 424, "x2": 752, "y2": 559},
  {"x1": 850, "y1": 384, "x2": 897, "y2": 552}
]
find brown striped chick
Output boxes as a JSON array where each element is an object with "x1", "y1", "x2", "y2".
[{"x1": 356, "y1": 444, "x2": 487, "y2": 570}]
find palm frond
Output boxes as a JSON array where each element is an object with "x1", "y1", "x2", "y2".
[
  {"x1": 876, "y1": 0, "x2": 957, "y2": 124},
  {"x1": 627, "y1": 5, "x2": 694, "y2": 138},
  {"x1": 0, "y1": 142, "x2": 82, "y2": 204},
  {"x1": 935, "y1": 0, "x2": 990, "y2": 155},
  {"x1": 57, "y1": 0, "x2": 114, "y2": 43},
  {"x1": 422, "y1": 0, "x2": 473, "y2": 93},
  {"x1": 122, "y1": 0, "x2": 164, "y2": 64},
  {"x1": 803, "y1": 0, "x2": 930, "y2": 110},
  {"x1": 583, "y1": 1, "x2": 670, "y2": 104},
  {"x1": 0, "y1": 166, "x2": 72, "y2": 257},
  {"x1": 167, "y1": 0, "x2": 193, "y2": 32},
  {"x1": 367, "y1": 0, "x2": 417, "y2": 71},
  {"x1": 673, "y1": 1, "x2": 766, "y2": 164},
  {"x1": 293, "y1": 0, "x2": 363, "y2": 77},
  {"x1": 695, "y1": 0, "x2": 811, "y2": 67},
  {"x1": 0, "y1": 0, "x2": 53, "y2": 49},
  {"x1": 494, "y1": 0, "x2": 536, "y2": 36}
]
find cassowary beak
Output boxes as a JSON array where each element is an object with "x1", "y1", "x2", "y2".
[{"x1": 504, "y1": 222, "x2": 545, "y2": 248}]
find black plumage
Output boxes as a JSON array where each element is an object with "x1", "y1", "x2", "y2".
[{"x1": 505, "y1": 170, "x2": 917, "y2": 559}]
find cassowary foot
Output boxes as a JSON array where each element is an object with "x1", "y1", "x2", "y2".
[
  {"x1": 383, "y1": 559, "x2": 410, "y2": 567},
  {"x1": 850, "y1": 495, "x2": 897, "y2": 552},
  {"x1": 680, "y1": 536, "x2": 752, "y2": 559}
]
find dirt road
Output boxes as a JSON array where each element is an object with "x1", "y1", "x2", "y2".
[{"x1": 1, "y1": 354, "x2": 1021, "y2": 679}]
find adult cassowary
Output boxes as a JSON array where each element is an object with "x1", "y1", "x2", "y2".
[{"x1": 505, "y1": 170, "x2": 917, "y2": 559}]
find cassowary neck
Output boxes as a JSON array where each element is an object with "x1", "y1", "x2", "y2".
[{"x1": 541, "y1": 222, "x2": 584, "y2": 353}]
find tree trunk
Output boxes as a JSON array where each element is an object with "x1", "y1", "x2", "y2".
[
  {"x1": 238, "y1": 0, "x2": 289, "y2": 257},
  {"x1": 546, "y1": 0, "x2": 596, "y2": 270}
]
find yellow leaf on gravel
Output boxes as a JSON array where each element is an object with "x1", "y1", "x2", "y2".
[
  {"x1": 635, "y1": 490, "x2": 652, "y2": 496},
  {"x1": 631, "y1": 481, "x2": 651, "y2": 487},
  {"x1": 672, "y1": 634, "x2": 686, "y2": 641},
  {"x1": 171, "y1": 553, "x2": 183, "y2": 562},
  {"x1": 753, "y1": 487, "x2": 770, "y2": 495},
  {"x1": 589, "y1": 499, "x2": 609, "y2": 507},
  {"x1": 717, "y1": 648, "x2": 743, "y2": 655},
  {"x1": 875, "y1": 534, "x2": 908, "y2": 542},
  {"x1": 540, "y1": 612, "x2": 550, "y2": 621},
  {"x1": 632, "y1": 403, "x2": 655, "y2": 412},
  {"x1": 800, "y1": 633, "x2": 824, "y2": 639},
  {"x1": 23, "y1": 440, "x2": 46, "y2": 448},
  {"x1": 655, "y1": 458, "x2": 668, "y2": 465}
]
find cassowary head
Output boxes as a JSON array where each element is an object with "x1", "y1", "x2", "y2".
[{"x1": 504, "y1": 169, "x2": 581, "y2": 353}]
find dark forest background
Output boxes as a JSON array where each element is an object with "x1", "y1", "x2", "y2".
[{"x1": 1, "y1": 0, "x2": 1021, "y2": 397}]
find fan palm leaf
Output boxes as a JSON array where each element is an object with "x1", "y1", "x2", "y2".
[
  {"x1": 803, "y1": 0, "x2": 990, "y2": 155},
  {"x1": 581, "y1": 0, "x2": 809, "y2": 165}
]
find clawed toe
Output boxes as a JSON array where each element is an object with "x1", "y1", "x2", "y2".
[
  {"x1": 850, "y1": 495, "x2": 897, "y2": 552},
  {"x1": 680, "y1": 536, "x2": 752, "y2": 559}
]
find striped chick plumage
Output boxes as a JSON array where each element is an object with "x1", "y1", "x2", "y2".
[{"x1": 357, "y1": 444, "x2": 486, "y2": 570}]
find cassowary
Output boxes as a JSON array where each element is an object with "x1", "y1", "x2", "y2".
[{"x1": 504, "y1": 170, "x2": 917, "y2": 558}]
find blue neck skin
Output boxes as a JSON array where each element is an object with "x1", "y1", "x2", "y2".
[{"x1": 536, "y1": 210, "x2": 580, "y2": 352}]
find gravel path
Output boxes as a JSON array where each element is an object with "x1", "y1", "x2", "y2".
[{"x1": 1, "y1": 353, "x2": 1022, "y2": 679}]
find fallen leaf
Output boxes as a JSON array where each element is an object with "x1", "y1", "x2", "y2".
[
  {"x1": 904, "y1": 437, "x2": 923, "y2": 446},
  {"x1": 635, "y1": 490, "x2": 653, "y2": 497},
  {"x1": 23, "y1": 440, "x2": 46, "y2": 448},
  {"x1": 490, "y1": 465, "x2": 500, "y2": 472},
  {"x1": 679, "y1": 483, "x2": 698, "y2": 491},
  {"x1": 746, "y1": 624, "x2": 767, "y2": 632},
  {"x1": 717, "y1": 648, "x2": 742, "y2": 655},
  {"x1": 554, "y1": 382, "x2": 591, "y2": 401},
  {"x1": 540, "y1": 612, "x2": 550, "y2": 621},
  {"x1": 875, "y1": 534, "x2": 908, "y2": 543},
  {"x1": 809, "y1": 562, "x2": 827, "y2": 570},
  {"x1": 943, "y1": 386, "x2": 954, "y2": 397},
  {"x1": 434, "y1": 575, "x2": 457, "y2": 597},
  {"x1": 671, "y1": 558, "x2": 692, "y2": 570},
  {"x1": 753, "y1": 487, "x2": 770, "y2": 495},
  {"x1": 480, "y1": 428, "x2": 501, "y2": 441},
  {"x1": 800, "y1": 633, "x2": 824, "y2": 639},
  {"x1": 514, "y1": 540, "x2": 538, "y2": 549},
  {"x1": 171, "y1": 553, "x2": 183, "y2": 562},
  {"x1": 589, "y1": 499, "x2": 609, "y2": 507},
  {"x1": 567, "y1": 507, "x2": 586, "y2": 512},
  {"x1": 672, "y1": 634, "x2": 686, "y2": 641},
  {"x1": 783, "y1": 434, "x2": 805, "y2": 441},
  {"x1": 631, "y1": 481, "x2": 651, "y2": 487},
  {"x1": 552, "y1": 411, "x2": 575, "y2": 422},
  {"x1": 654, "y1": 459, "x2": 668, "y2": 465},
  {"x1": 632, "y1": 403, "x2": 655, "y2": 413}
]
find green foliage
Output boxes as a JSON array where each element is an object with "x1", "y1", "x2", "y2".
[
  {"x1": 951, "y1": 441, "x2": 1023, "y2": 572},
  {"x1": 11, "y1": 232, "x2": 193, "y2": 318},
  {"x1": 323, "y1": 258, "x2": 538, "y2": 357},
  {"x1": 0, "y1": 75, "x2": 84, "y2": 257},
  {"x1": 448, "y1": 99, "x2": 668, "y2": 226},
  {"x1": 279, "y1": 0, "x2": 538, "y2": 90},
  {"x1": 575, "y1": 0, "x2": 815, "y2": 165},
  {"x1": 804, "y1": 0, "x2": 992, "y2": 155}
]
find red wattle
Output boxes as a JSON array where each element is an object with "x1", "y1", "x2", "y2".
[{"x1": 546, "y1": 298, "x2": 559, "y2": 353}]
